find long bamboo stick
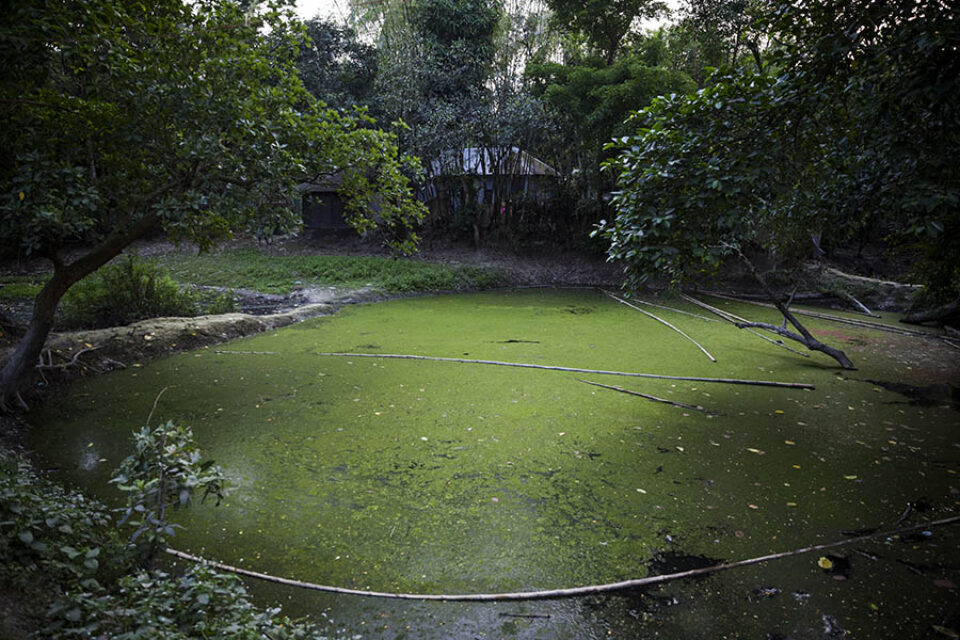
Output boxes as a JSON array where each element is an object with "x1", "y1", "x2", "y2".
[
  {"x1": 314, "y1": 352, "x2": 815, "y2": 389},
  {"x1": 166, "y1": 515, "x2": 960, "y2": 602},
  {"x1": 617, "y1": 295, "x2": 719, "y2": 323},
  {"x1": 603, "y1": 290, "x2": 716, "y2": 362},
  {"x1": 578, "y1": 379, "x2": 711, "y2": 413},
  {"x1": 680, "y1": 294, "x2": 811, "y2": 358}
]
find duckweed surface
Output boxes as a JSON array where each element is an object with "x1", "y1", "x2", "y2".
[{"x1": 29, "y1": 289, "x2": 960, "y2": 638}]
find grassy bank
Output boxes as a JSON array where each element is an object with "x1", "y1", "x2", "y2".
[
  {"x1": 155, "y1": 249, "x2": 505, "y2": 294},
  {"x1": 0, "y1": 249, "x2": 506, "y2": 308}
]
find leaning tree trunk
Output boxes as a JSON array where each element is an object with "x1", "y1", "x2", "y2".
[
  {"x1": 728, "y1": 245, "x2": 856, "y2": 370},
  {"x1": 0, "y1": 270, "x2": 76, "y2": 410},
  {"x1": 0, "y1": 213, "x2": 161, "y2": 411}
]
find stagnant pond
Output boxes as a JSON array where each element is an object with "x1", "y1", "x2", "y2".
[{"x1": 28, "y1": 289, "x2": 960, "y2": 638}]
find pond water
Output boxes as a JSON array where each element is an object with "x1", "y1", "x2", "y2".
[{"x1": 29, "y1": 289, "x2": 960, "y2": 638}]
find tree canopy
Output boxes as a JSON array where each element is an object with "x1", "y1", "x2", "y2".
[
  {"x1": 0, "y1": 0, "x2": 425, "y2": 407},
  {"x1": 599, "y1": 0, "x2": 960, "y2": 301}
]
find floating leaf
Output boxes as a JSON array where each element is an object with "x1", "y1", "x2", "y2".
[
  {"x1": 784, "y1": 440, "x2": 795, "y2": 445},
  {"x1": 844, "y1": 475, "x2": 858, "y2": 480},
  {"x1": 818, "y1": 557, "x2": 834, "y2": 570},
  {"x1": 746, "y1": 448, "x2": 765, "y2": 455}
]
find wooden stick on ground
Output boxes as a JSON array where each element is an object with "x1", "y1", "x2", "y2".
[
  {"x1": 314, "y1": 352, "x2": 816, "y2": 389},
  {"x1": 680, "y1": 294, "x2": 811, "y2": 358},
  {"x1": 603, "y1": 291, "x2": 716, "y2": 362},
  {"x1": 578, "y1": 379, "x2": 711, "y2": 413},
  {"x1": 166, "y1": 514, "x2": 960, "y2": 602}
]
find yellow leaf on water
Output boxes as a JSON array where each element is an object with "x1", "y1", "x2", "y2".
[
  {"x1": 774, "y1": 410, "x2": 784, "y2": 414},
  {"x1": 785, "y1": 440, "x2": 796, "y2": 445},
  {"x1": 18, "y1": 191, "x2": 24, "y2": 201},
  {"x1": 746, "y1": 448, "x2": 765, "y2": 455},
  {"x1": 818, "y1": 557, "x2": 834, "y2": 570},
  {"x1": 844, "y1": 475, "x2": 858, "y2": 480}
]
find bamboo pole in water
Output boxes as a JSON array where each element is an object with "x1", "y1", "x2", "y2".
[
  {"x1": 313, "y1": 352, "x2": 815, "y2": 389},
  {"x1": 577, "y1": 378, "x2": 712, "y2": 413},
  {"x1": 166, "y1": 515, "x2": 960, "y2": 602},
  {"x1": 602, "y1": 290, "x2": 717, "y2": 362}
]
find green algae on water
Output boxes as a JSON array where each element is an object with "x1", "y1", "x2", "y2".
[{"x1": 28, "y1": 289, "x2": 960, "y2": 639}]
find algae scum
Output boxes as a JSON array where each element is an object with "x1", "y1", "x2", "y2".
[{"x1": 29, "y1": 289, "x2": 960, "y2": 638}]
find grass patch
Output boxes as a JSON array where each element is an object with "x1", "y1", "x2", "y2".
[
  {"x1": 0, "y1": 275, "x2": 46, "y2": 302},
  {"x1": 156, "y1": 249, "x2": 505, "y2": 294}
]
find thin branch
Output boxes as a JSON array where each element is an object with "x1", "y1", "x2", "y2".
[
  {"x1": 313, "y1": 352, "x2": 816, "y2": 389},
  {"x1": 680, "y1": 294, "x2": 811, "y2": 358},
  {"x1": 578, "y1": 379, "x2": 712, "y2": 413},
  {"x1": 611, "y1": 293, "x2": 719, "y2": 323},
  {"x1": 36, "y1": 345, "x2": 103, "y2": 371},
  {"x1": 165, "y1": 515, "x2": 960, "y2": 602},
  {"x1": 603, "y1": 290, "x2": 716, "y2": 362},
  {"x1": 145, "y1": 387, "x2": 170, "y2": 428}
]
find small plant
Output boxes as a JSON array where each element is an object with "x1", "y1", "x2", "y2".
[{"x1": 110, "y1": 420, "x2": 226, "y2": 568}]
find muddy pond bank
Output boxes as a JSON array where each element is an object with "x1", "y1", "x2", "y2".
[{"x1": 26, "y1": 289, "x2": 960, "y2": 638}]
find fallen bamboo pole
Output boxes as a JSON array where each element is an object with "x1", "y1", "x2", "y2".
[
  {"x1": 603, "y1": 290, "x2": 716, "y2": 362},
  {"x1": 615, "y1": 295, "x2": 719, "y2": 323},
  {"x1": 680, "y1": 294, "x2": 811, "y2": 358},
  {"x1": 578, "y1": 379, "x2": 711, "y2": 413},
  {"x1": 314, "y1": 352, "x2": 815, "y2": 389},
  {"x1": 701, "y1": 291, "x2": 932, "y2": 338},
  {"x1": 166, "y1": 514, "x2": 960, "y2": 602}
]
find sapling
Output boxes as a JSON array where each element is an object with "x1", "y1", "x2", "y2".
[{"x1": 110, "y1": 421, "x2": 225, "y2": 569}]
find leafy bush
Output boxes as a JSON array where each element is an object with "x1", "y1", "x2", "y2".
[
  {"x1": 59, "y1": 256, "x2": 237, "y2": 329},
  {"x1": 45, "y1": 564, "x2": 339, "y2": 640},
  {"x1": 111, "y1": 421, "x2": 226, "y2": 568},
  {"x1": 0, "y1": 439, "x2": 345, "y2": 639},
  {"x1": 0, "y1": 449, "x2": 127, "y2": 589}
]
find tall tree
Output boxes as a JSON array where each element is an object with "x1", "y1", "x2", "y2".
[
  {"x1": 599, "y1": 0, "x2": 960, "y2": 365},
  {"x1": 545, "y1": 0, "x2": 667, "y2": 63},
  {"x1": 296, "y1": 17, "x2": 379, "y2": 114},
  {"x1": 0, "y1": 0, "x2": 425, "y2": 409}
]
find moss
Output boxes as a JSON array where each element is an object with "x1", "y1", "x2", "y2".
[{"x1": 27, "y1": 289, "x2": 960, "y2": 638}]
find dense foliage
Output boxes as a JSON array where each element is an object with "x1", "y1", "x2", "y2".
[
  {"x1": 0, "y1": 0, "x2": 426, "y2": 405},
  {"x1": 599, "y1": 0, "x2": 960, "y2": 302},
  {"x1": 1, "y1": 429, "x2": 344, "y2": 638}
]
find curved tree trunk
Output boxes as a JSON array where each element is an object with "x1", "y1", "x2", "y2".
[
  {"x1": 0, "y1": 271, "x2": 75, "y2": 410},
  {"x1": 0, "y1": 213, "x2": 161, "y2": 411}
]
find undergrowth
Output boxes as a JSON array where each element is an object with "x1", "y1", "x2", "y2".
[
  {"x1": 58, "y1": 257, "x2": 237, "y2": 329},
  {"x1": 0, "y1": 444, "x2": 347, "y2": 639}
]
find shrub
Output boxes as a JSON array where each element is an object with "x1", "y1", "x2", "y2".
[{"x1": 59, "y1": 256, "x2": 237, "y2": 329}]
